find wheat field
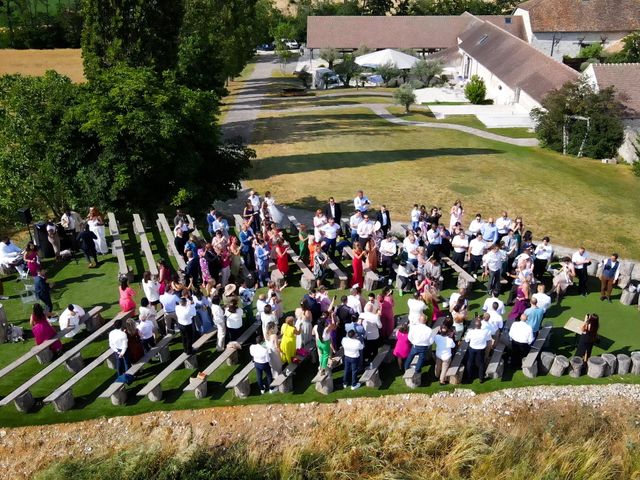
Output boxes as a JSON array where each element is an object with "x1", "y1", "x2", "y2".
[{"x1": 0, "y1": 49, "x2": 84, "y2": 82}]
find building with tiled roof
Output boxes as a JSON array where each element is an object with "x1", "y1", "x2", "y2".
[
  {"x1": 583, "y1": 63, "x2": 640, "y2": 162},
  {"x1": 514, "y1": 0, "x2": 640, "y2": 60}
]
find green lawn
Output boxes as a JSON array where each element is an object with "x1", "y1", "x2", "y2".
[
  {"x1": 0, "y1": 224, "x2": 639, "y2": 428},
  {"x1": 386, "y1": 106, "x2": 538, "y2": 139},
  {"x1": 249, "y1": 106, "x2": 640, "y2": 258}
]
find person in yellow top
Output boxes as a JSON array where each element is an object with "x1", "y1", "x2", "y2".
[{"x1": 280, "y1": 316, "x2": 300, "y2": 363}]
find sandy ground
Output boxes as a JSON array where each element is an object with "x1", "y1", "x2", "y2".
[
  {"x1": 1, "y1": 385, "x2": 639, "y2": 479},
  {"x1": 0, "y1": 49, "x2": 84, "y2": 82}
]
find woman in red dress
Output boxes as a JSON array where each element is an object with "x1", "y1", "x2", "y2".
[
  {"x1": 275, "y1": 239, "x2": 289, "y2": 276},
  {"x1": 157, "y1": 259, "x2": 171, "y2": 295},
  {"x1": 351, "y1": 241, "x2": 365, "y2": 287}
]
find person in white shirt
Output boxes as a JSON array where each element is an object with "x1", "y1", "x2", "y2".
[
  {"x1": 353, "y1": 190, "x2": 370, "y2": 213},
  {"x1": 175, "y1": 297, "x2": 196, "y2": 355},
  {"x1": 360, "y1": 310, "x2": 382, "y2": 363},
  {"x1": 342, "y1": 330, "x2": 364, "y2": 390},
  {"x1": 349, "y1": 211, "x2": 363, "y2": 243},
  {"x1": 250, "y1": 335, "x2": 276, "y2": 394},
  {"x1": 468, "y1": 213, "x2": 484, "y2": 236},
  {"x1": 0, "y1": 237, "x2": 27, "y2": 275},
  {"x1": 484, "y1": 310, "x2": 503, "y2": 335},
  {"x1": 248, "y1": 189, "x2": 261, "y2": 212},
  {"x1": 139, "y1": 298, "x2": 159, "y2": 334},
  {"x1": 449, "y1": 288, "x2": 467, "y2": 311},
  {"x1": 509, "y1": 314, "x2": 534, "y2": 368},
  {"x1": 108, "y1": 319, "x2": 129, "y2": 376},
  {"x1": 532, "y1": 284, "x2": 552, "y2": 312},
  {"x1": 260, "y1": 304, "x2": 277, "y2": 340},
  {"x1": 533, "y1": 236, "x2": 553, "y2": 280},
  {"x1": 451, "y1": 231, "x2": 469, "y2": 267},
  {"x1": 59, "y1": 304, "x2": 86, "y2": 338},
  {"x1": 483, "y1": 244, "x2": 506, "y2": 294},
  {"x1": 404, "y1": 315, "x2": 434, "y2": 372},
  {"x1": 482, "y1": 291, "x2": 505, "y2": 315},
  {"x1": 464, "y1": 318, "x2": 493, "y2": 382},
  {"x1": 410, "y1": 204, "x2": 421, "y2": 231},
  {"x1": 225, "y1": 300, "x2": 244, "y2": 340},
  {"x1": 212, "y1": 214, "x2": 229, "y2": 237},
  {"x1": 159, "y1": 289, "x2": 180, "y2": 333},
  {"x1": 397, "y1": 261, "x2": 416, "y2": 295},
  {"x1": 379, "y1": 234, "x2": 397, "y2": 278},
  {"x1": 572, "y1": 246, "x2": 591, "y2": 296},
  {"x1": 403, "y1": 231, "x2": 420, "y2": 267},
  {"x1": 210, "y1": 295, "x2": 226, "y2": 351},
  {"x1": 407, "y1": 292, "x2": 426, "y2": 324},
  {"x1": 495, "y1": 211, "x2": 512, "y2": 241},
  {"x1": 434, "y1": 325, "x2": 456, "y2": 385},
  {"x1": 356, "y1": 214, "x2": 374, "y2": 242},
  {"x1": 347, "y1": 288, "x2": 364, "y2": 314},
  {"x1": 467, "y1": 233, "x2": 486, "y2": 275},
  {"x1": 426, "y1": 224, "x2": 442, "y2": 258},
  {"x1": 141, "y1": 272, "x2": 160, "y2": 305},
  {"x1": 320, "y1": 217, "x2": 341, "y2": 257},
  {"x1": 137, "y1": 315, "x2": 156, "y2": 353}
]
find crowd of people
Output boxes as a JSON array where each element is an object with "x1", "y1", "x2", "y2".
[{"x1": 9, "y1": 189, "x2": 623, "y2": 392}]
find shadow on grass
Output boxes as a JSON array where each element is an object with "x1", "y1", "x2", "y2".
[{"x1": 250, "y1": 148, "x2": 504, "y2": 180}]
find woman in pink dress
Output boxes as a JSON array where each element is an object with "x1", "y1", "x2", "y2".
[
  {"x1": 157, "y1": 259, "x2": 171, "y2": 295},
  {"x1": 199, "y1": 243, "x2": 212, "y2": 284},
  {"x1": 118, "y1": 278, "x2": 136, "y2": 312},
  {"x1": 392, "y1": 323, "x2": 411, "y2": 370},
  {"x1": 23, "y1": 242, "x2": 40, "y2": 277},
  {"x1": 350, "y1": 241, "x2": 365, "y2": 288},
  {"x1": 275, "y1": 240, "x2": 289, "y2": 276},
  {"x1": 30, "y1": 304, "x2": 62, "y2": 354},
  {"x1": 378, "y1": 287, "x2": 395, "y2": 340}
]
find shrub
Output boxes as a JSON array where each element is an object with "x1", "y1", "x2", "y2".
[
  {"x1": 376, "y1": 61, "x2": 402, "y2": 86},
  {"x1": 464, "y1": 74, "x2": 486, "y2": 104},
  {"x1": 409, "y1": 79, "x2": 425, "y2": 89},
  {"x1": 633, "y1": 142, "x2": 640, "y2": 176},
  {"x1": 393, "y1": 84, "x2": 417, "y2": 113},
  {"x1": 428, "y1": 77, "x2": 445, "y2": 87},
  {"x1": 579, "y1": 43, "x2": 604, "y2": 59},
  {"x1": 410, "y1": 59, "x2": 443, "y2": 86}
]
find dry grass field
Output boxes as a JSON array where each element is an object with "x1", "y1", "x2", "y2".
[{"x1": 0, "y1": 49, "x2": 84, "y2": 82}]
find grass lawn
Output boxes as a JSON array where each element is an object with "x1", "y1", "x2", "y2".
[
  {"x1": 386, "y1": 106, "x2": 538, "y2": 139},
  {"x1": 249, "y1": 106, "x2": 640, "y2": 258},
  {"x1": 0, "y1": 224, "x2": 639, "y2": 428}
]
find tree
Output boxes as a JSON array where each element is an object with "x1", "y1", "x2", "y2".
[
  {"x1": 81, "y1": 0, "x2": 183, "y2": 78},
  {"x1": 632, "y1": 141, "x2": 640, "y2": 177},
  {"x1": 578, "y1": 43, "x2": 603, "y2": 59},
  {"x1": 73, "y1": 66, "x2": 253, "y2": 213},
  {"x1": 394, "y1": 84, "x2": 416, "y2": 113},
  {"x1": 355, "y1": 45, "x2": 372, "y2": 57},
  {"x1": 0, "y1": 71, "x2": 84, "y2": 220},
  {"x1": 376, "y1": 62, "x2": 401, "y2": 86},
  {"x1": 531, "y1": 78, "x2": 625, "y2": 159},
  {"x1": 622, "y1": 31, "x2": 640, "y2": 62},
  {"x1": 334, "y1": 54, "x2": 362, "y2": 86},
  {"x1": 410, "y1": 59, "x2": 443, "y2": 86},
  {"x1": 464, "y1": 75, "x2": 486, "y2": 104},
  {"x1": 320, "y1": 48, "x2": 340, "y2": 70},
  {"x1": 362, "y1": 0, "x2": 393, "y2": 15}
]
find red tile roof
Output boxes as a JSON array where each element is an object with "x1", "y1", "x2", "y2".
[
  {"x1": 589, "y1": 63, "x2": 640, "y2": 117},
  {"x1": 306, "y1": 14, "x2": 525, "y2": 50},
  {"x1": 516, "y1": 0, "x2": 640, "y2": 33},
  {"x1": 458, "y1": 19, "x2": 580, "y2": 103}
]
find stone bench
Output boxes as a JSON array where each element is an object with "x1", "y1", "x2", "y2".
[
  {"x1": 311, "y1": 347, "x2": 343, "y2": 395},
  {"x1": 0, "y1": 306, "x2": 105, "y2": 378},
  {"x1": 445, "y1": 341, "x2": 469, "y2": 385},
  {"x1": 99, "y1": 331, "x2": 175, "y2": 406},
  {"x1": 225, "y1": 362, "x2": 256, "y2": 398},
  {"x1": 132, "y1": 214, "x2": 159, "y2": 276},
  {"x1": 287, "y1": 248, "x2": 315, "y2": 290},
  {"x1": 184, "y1": 322, "x2": 260, "y2": 399},
  {"x1": 108, "y1": 212, "x2": 134, "y2": 282},
  {"x1": 157, "y1": 212, "x2": 186, "y2": 272},
  {"x1": 485, "y1": 318, "x2": 514, "y2": 379},
  {"x1": 361, "y1": 345, "x2": 391, "y2": 388},
  {"x1": 521, "y1": 323, "x2": 553, "y2": 378},
  {"x1": 136, "y1": 329, "x2": 217, "y2": 402},
  {"x1": 0, "y1": 310, "x2": 133, "y2": 412},
  {"x1": 270, "y1": 341, "x2": 317, "y2": 393},
  {"x1": 442, "y1": 256, "x2": 475, "y2": 290}
]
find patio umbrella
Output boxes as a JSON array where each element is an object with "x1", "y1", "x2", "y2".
[{"x1": 355, "y1": 49, "x2": 419, "y2": 70}]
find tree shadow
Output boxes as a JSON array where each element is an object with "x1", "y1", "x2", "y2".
[{"x1": 249, "y1": 148, "x2": 504, "y2": 180}]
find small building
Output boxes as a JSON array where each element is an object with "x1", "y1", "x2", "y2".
[
  {"x1": 583, "y1": 63, "x2": 640, "y2": 162},
  {"x1": 457, "y1": 17, "x2": 580, "y2": 109},
  {"x1": 514, "y1": 0, "x2": 640, "y2": 60}
]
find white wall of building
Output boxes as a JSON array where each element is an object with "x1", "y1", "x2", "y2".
[{"x1": 530, "y1": 32, "x2": 630, "y2": 60}]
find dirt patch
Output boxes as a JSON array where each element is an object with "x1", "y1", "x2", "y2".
[
  {"x1": 1, "y1": 385, "x2": 639, "y2": 479},
  {"x1": 0, "y1": 49, "x2": 84, "y2": 83}
]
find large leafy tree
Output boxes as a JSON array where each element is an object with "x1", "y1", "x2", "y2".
[
  {"x1": 531, "y1": 79, "x2": 625, "y2": 159},
  {"x1": 0, "y1": 71, "x2": 83, "y2": 220},
  {"x1": 410, "y1": 59, "x2": 443, "y2": 86},
  {"x1": 81, "y1": 0, "x2": 184, "y2": 78}
]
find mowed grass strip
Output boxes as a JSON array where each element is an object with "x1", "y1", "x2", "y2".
[{"x1": 249, "y1": 106, "x2": 640, "y2": 258}]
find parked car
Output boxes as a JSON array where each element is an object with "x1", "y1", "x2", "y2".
[
  {"x1": 257, "y1": 43, "x2": 275, "y2": 51},
  {"x1": 281, "y1": 39, "x2": 299, "y2": 50}
]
